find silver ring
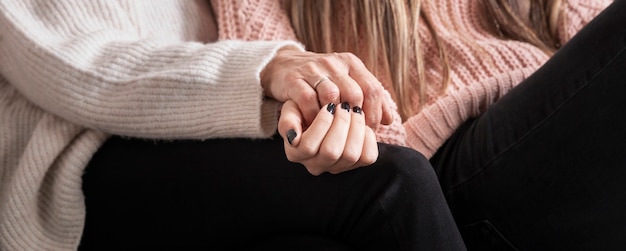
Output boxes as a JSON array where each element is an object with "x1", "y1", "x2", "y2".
[{"x1": 313, "y1": 76, "x2": 329, "y2": 89}]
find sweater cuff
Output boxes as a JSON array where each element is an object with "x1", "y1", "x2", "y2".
[{"x1": 213, "y1": 40, "x2": 304, "y2": 138}]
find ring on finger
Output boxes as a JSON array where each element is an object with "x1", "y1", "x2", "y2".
[{"x1": 313, "y1": 76, "x2": 329, "y2": 90}]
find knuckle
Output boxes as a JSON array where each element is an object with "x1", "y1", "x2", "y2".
[
  {"x1": 328, "y1": 52, "x2": 357, "y2": 71},
  {"x1": 341, "y1": 88, "x2": 364, "y2": 104},
  {"x1": 319, "y1": 55, "x2": 336, "y2": 67},
  {"x1": 299, "y1": 141, "x2": 320, "y2": 156},
  {"x1": 336, "y1": 52, "x2": 357, "y2": 61},
  {"x1": 296, "y1": 88, "x2": 318, "y2": 103},
  {"x1": 318, "y1": 85, "x2": 340, "y2": 101},
  {"x1": 319, "y1": 146, "x2": 342, "y2": 162},
  {"x1": 364, "y1": 82, "x2": 383, "y2": 99},
  {"x1": 343, "y1": 52, "x2": 366, "y2": 67},
  {"x1": 361, "y1": 150, "x2": 378, "y2": 164},
  {"x1": 342, "y1": 149, "x2": 360, "y2": 164},
  {"x1": 303, "y1": 60, "x2": 319, "y2": 73}
]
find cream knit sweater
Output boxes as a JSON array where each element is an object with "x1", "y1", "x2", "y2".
[
  {"x1": 217, "y1": 0, "x2": 611, "y2": 158},
  {"x1": 0, "y1": 0, "x2": 306, "y2": 250}
]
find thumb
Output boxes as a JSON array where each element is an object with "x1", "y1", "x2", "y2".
[{"x1": 278, "y1": 100, "x2": 304, "y2": 146}]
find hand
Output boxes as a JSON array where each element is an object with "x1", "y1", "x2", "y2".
[
  {"x1": 278, "y1": 100, "x2": 378, "y2": 175},
  {"x1": 261, "y1": 46, "x2": 393, "y2": 129}
]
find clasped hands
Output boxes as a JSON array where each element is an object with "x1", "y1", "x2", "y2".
[{"x1": 261, "y1": 47, "x2": 393, "y2": 175}]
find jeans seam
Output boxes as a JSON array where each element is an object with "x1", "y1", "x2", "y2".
[{"x1": 449, "y1": 44, "x2": 626, "y2": 192}]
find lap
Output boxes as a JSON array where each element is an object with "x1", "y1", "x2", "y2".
[
  {"x1": 431, "y1": 1, "x2": 626, "y2": 249},
  {"x1": 80, "y1": 135, "x2": 462, "y2": 250}
]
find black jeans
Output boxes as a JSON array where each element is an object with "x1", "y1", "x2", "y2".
[
  {"x1": 80, "y1": 136, "x2": 466, "y2": 251},
  {"x1": 431, "y1": 1, "x2": 626, "y2": 250}
]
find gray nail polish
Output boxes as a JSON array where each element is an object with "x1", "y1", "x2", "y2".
[
  {"x1": 287, "y1": 129, "x2": 297, "y2": 145},
  {"x1": 327, "y1": 103, "x2": 336, "y2": 114},
  {"x1": 341, "y1": 102, "x2": 350, "y2": 112}
]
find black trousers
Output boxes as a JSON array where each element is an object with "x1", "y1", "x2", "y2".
[
  {"x1": 80, "y1": 136, "x2": 466, "y2": 251},
  {"x1": 430, "y1": 1, "x2": 626, "y2": 250}
]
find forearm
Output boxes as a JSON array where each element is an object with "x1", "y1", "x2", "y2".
[{"x1": 0, "y1": 0, "x2": 302, "y2": 139}]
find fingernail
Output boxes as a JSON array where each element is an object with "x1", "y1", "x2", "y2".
[
  {"x1": 286, "y1": 129, "x2": 297, "y2": 145},
  {"x1": 327, "y1": 103, "x2": 336, "y2": 114},
  {"x1": 341, "y1": 102, "x2": 350, "y2": 112},
  {"x1": 352, "y1": 106, "x2": 362, "y2": 114}
]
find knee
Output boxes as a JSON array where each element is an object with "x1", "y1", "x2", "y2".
[
  {"x1": 374, "y1": 143, "x2": 442, "y2": 196},
  {"x1": 361, "y1": 143, "x2": 453, "y2": 234},
  {"x1": 336, "y1": 143, "x2": 444, "y2": 208}
]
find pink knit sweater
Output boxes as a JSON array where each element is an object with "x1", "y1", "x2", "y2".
[
  {"x1": 215, "y1": 0, "x2": 611, "y2": 158},
  {"x1": 404, "y1": 0, "x2": 612, "y2": 158}
]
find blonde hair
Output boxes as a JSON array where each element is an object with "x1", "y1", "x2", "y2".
[
  {"x1": 484, "y1": 0, "x2": 563, "y2": 55},
  {"x1": 288, "y1": 0, "x2": 562, "y2": 121}
]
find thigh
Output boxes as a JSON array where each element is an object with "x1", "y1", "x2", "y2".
[
  {"x1": 80, "y1": 136, "x2": 352, "y2": 250},
  {"x1": 431, "y1": 1, "x2": 626, "y2": 250},
  {"x1": 80, "y1": 135, "x2": 464, "y2": 251}
]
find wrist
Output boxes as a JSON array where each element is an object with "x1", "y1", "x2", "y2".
[{"x1": 260, "y1": 45, "x2": 302, "y2": 97}]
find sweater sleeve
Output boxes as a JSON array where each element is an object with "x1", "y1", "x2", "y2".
[
  {"x1": 403, "y1": 67, "x2": 536, "y2": 158},
  {"x1": 557, "y1": 0, "x2": 613, "y2": 45},
  {"x1": 0, "y1": 0, "x2": 303, "y2": 140}
]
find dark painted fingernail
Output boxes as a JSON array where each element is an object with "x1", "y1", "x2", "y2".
[
  {"x1": 352, "y1": 106, "x2": 362, "y2": 114},
  {"x1": 327, "y1": 103, "x2": 336, "y2": 114},
  {"x1": 341, "y1": 102, "x2": 350, "y2": 112},
  {"x1": 286, "y1": 129, "x2": 297, "y2": 145}
]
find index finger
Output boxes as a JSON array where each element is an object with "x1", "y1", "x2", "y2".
[
  {"x1": 346, "y1": 55, "x2": 392, "y2": 128},
  {"x1": 286, "y1": 79, "x2": 322, "y2": 126}
]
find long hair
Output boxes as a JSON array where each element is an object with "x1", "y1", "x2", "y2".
[
  {"x1": 287, "y1": 0, "x2": 562, "y2": 121},
  {"x1": 484, "y1": 0, "x2": 563, "y2": 55}
]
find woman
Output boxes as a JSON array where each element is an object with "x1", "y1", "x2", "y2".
[
  {"x1": 0, "y1": 0, "x2": 465, "y2": 250},
  {"x1": 219, "y1": 0, "x2": 625, "y2": 249}
]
